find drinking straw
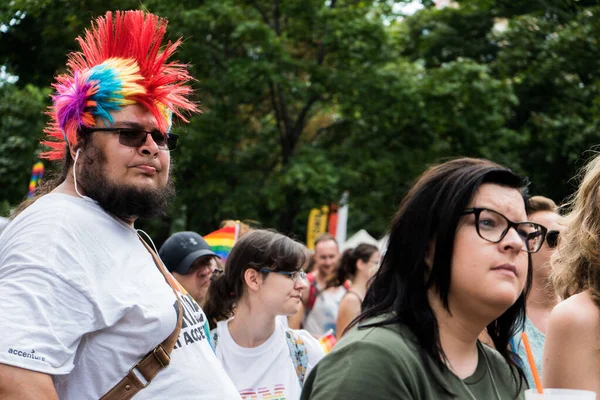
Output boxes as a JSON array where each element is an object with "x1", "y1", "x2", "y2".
[{"x1": 521, "y1": 332, "x2": 543, "y2": 393}]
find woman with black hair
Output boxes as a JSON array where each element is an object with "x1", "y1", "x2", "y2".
[{"x1": 301, "y1": 158, "x2": 547, "y2": 400}]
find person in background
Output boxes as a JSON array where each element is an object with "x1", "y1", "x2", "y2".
[
  {"x1": 335, "y1": 243, "x2": 380, "y2": 339},
  {"x1": 303, "y1": 249, "x2": 316, "y2": 274},
  {"x1": 301, "y1": 158, "x2": 544, "y2": 399},
  {"x1": 159, "y1": 231, "x2": 221, "y2": 308},
  {"x1": 511, "y1": 196, "x2": 561, "y2": 388},
  {"x1": 0, "y1": 10, "x2": 240, "y2": 399},
  {"x1": 221, "y1": 219, "x2": 253, "y2": 237},
  {"x1": 289, "y1": 233, "x2": 341, "y2": 334},
  {"x1": 302, "y1": 234, "x2": 348, "y2": 337},
  {"x1": 308, "y1": 234, "x2": 340, "y2": 290},
  {"x1": 204, "y1": 230, "x2": 324, "y2": 399},
  {"x1": 544, "y1": 154, "x2": 600, "y2": 394}
]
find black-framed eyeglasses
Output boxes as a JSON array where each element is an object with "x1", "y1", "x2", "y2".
[
  {"x1": 545, "y1": 230, "x2": 560, "y2": 249},
  {"x1": 260, "y1": 269, "x2": 307, "y2": 282},
  {"x1": 81, "y1": 127, "x2": 179, "y2": 151},
  {"x1": 462, "y1": 208, "x2": 548, "y2": 253}
]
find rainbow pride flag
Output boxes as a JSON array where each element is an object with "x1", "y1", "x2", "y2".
[
  {"x1": 28, "y1": 162, "x2": 45, "y2": 198},
  {"x1": 319, "y1": 329, "x2": 337, "y2": 354},
  {"x1": 204, "y1": 225, "x2": 238, "y2": 261}
]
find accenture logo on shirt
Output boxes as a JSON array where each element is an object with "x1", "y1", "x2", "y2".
[{"x1": 7, "y1": 348, "x2": 46, "y2": 362}]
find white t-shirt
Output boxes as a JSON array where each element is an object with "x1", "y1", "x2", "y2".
[
  {"x1": 303, "y1": 286, "x2": 347, "y2": 337},
  {"x1": 215, "y1": 319, "x2": 324, "y2": 400},
  {"x1": 0, "y1": 194, "x2": 240, "y2": 400}
]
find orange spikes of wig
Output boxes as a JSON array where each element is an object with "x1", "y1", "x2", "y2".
[{"x1": 42, "y1": 10, "x2": 199, "y2": 161}]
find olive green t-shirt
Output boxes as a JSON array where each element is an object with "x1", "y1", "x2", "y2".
[{"x1": 301, "y1": 317, "x2": 526, "y2": 400}]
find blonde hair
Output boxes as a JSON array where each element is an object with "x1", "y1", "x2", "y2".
[
  {"x1": 551, "y1": 154, "x2": 600, "y2": 305},
  {"x1": 526, "y1": 196, "x2": 557, "y2": 216},
  {"x1": 220, "y1": 219, "x2": 253, "y2": 238}
]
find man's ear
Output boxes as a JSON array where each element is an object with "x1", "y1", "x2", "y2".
[
  {"x1": 243, "y1": 268, "x2": 262, "y2": 293},
  {"x1": 68, "y1": 139, "x2": 85, "y2": 160}
]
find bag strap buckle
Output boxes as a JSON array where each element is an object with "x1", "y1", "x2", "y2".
[{"x1": 153, "y1": 344, "x2": 170, "y2": 368}]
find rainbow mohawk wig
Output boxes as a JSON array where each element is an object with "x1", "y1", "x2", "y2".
[{"x1": 42, "y1": 10, "x2": 198, "y2": 161}]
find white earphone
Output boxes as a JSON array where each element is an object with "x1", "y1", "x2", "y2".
[{"x1": 73, "y1": 148, "x2": 84, "y2": 198}]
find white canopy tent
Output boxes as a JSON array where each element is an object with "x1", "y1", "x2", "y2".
[
  {"x1": 341, "y1": 229, "x2": 379, "y2": 251},
  {"x1": 341, "y1": 229, "x2": 389, "y2": 256}
]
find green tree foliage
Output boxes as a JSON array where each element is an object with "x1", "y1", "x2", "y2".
[
  {"x1": 144, "y1": 0, "x2": 393, "y2": 236},
  {"x1": 399, "y1": 0, "x2": 600, "y2": 204},
  {"x1": 0, "y1": 0, "x2": 139, "y2": 88},
  {"x1": 0, "y1": 83, "x2": 49, "y2": 214},
  {"x1": 1, "y1": 0, "x2": 599, "y2": 240}
]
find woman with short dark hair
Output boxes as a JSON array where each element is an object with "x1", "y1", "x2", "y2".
[
  {"x1": 205, "y1": 230, "x2": 325, "y2": 399},
  {"x1": 301, "y1": 158, "x2": 546, "y2": 400}
]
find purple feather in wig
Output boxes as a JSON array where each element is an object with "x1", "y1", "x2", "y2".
[{"x1": 52, "y1": 71, "x2": 98, "y2": 143}]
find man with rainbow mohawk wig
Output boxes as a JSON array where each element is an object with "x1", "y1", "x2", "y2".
[{"x1": 0, "y1": 10, "x2": 240, "y2": 400}]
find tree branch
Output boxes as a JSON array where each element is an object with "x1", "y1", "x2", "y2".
[
  {"x1": 317, "y1": 0, "x2": 337, "y2": 65},
  {"x1": 290, "y1": 94, "x2": 320, "y2": 149},
  {"x1": 268, "y1": 80, "x2": 285, "y2": 138},
  {"x1": 275, "y1": 84, "x2": 292, "y2": 132},
  {"x1": 249, "y1": 0, "x2": 270, "y2": 26},
  {"x1": 273, "y1": 0, "x2": 281, "y2": 35},
  {"x1": 314, "y1": 119, "x2": 349, "y2": 140},
  {"x1": 268, "y1": 80, "x2": 291, "y2": 164}
]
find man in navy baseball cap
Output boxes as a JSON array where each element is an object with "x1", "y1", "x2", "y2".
[{"x1": 159, "y1": 231, "x2": 222, "y2": 307}]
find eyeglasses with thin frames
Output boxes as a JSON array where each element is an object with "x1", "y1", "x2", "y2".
[
  {"x1": 260, "y1": 268, "x2": 307, "y2": 283},
  {"x1": 81, "y1": 127, "x2": 179, "y2": 151},
  {"x1": 462, "y1": 207, "x2": 548, "y2": 253}
]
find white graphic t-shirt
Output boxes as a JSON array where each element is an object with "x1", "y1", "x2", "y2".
[
  {"x1": 0, "y1": 194, "x2": 240, "y2": 400},
  {"x1": 215, "y1": 319, "x2": 324, "y2": 400}
]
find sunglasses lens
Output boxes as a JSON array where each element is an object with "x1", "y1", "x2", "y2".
[
  {"x1": 546, "y1": 231, "x2": 559, "y2": 248},
  {"x1": 118, "y1": 129, "x2": 147, "y2": 147},
  {"x1": 167, "y1": 134, "x2": 178, "y2": 150},
  {"x1": 151, "y1": 132, "x2": 168, "y2": 148}
]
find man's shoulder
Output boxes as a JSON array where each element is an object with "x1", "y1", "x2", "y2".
[
  {"x1": 0, "y1": 193, "x2": 139, "y2": 277},
  {"x1": 12, "y1": 194, "x2": 97, "y2": 226},
  {"x1": 8, "y1": 194, "x2": 126, "y2": 238}
]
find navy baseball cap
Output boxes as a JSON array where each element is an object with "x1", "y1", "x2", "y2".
[{"x1": 159, "y1": 231, "x2": 217, "y2": 274}]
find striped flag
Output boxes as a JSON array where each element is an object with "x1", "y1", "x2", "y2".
[
  {"x1": 204, "y1": 225, "x2": 239, "y2": 261},
  {"x1": 28, "y1": 162, "x2": 44, "y2": 198},
  {"x1": 318, "y1": 329, "x2": 337, "y2": 354}
]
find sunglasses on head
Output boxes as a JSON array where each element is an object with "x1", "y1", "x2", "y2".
[
  {"x1": 82, "y1": 127, "x2": 178, "y2": 151},
  {"x1": 545, "y1": 230, "x2": 560, "y2": 248}
]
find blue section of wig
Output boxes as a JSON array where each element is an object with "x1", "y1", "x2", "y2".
[{"x1": 87, "y1": 64, "x2": 124, "y2": 126}]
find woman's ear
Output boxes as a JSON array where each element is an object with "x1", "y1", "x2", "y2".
[
  {"x1": 356, "y1": 258, "x2": 368, "y2": 272},
  {"x1": 424, "y1": 240, "x2": 436, "y2": 269},
  {"x1": 243, "y1": 269, "x2": 262, "y2": 293}
]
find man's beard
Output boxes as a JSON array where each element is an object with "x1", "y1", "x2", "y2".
[{"x1": 76, "y1": 146, "x2": 175, "y2": 220}]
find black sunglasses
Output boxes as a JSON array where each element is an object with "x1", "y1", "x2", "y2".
[
  {"x1": 545, "y1": 230, "x2": 560, "y2": 248},
  {"x1": 81, "y1": 127, "x2": 178, "y2": 151}
]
